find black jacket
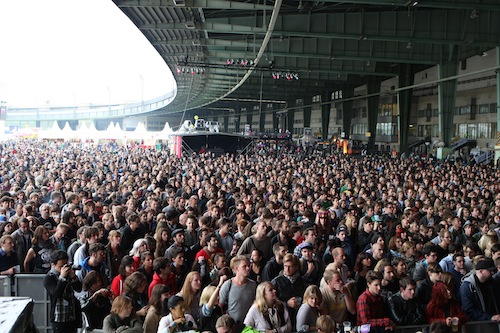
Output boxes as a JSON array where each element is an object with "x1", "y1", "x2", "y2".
[
  {"x1": 386, "y1": 291, "x2": 426, "y2": 325},
  {"x1": 44, "y1": 268, "x2": 82, "y2": 325},
  {"x1": 262, "y1": 257, "x2": 282, "y2": 282}
]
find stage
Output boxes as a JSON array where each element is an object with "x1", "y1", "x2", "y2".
[{"x1": 174, "y1": 132, "x2": 253, "y2": 155}]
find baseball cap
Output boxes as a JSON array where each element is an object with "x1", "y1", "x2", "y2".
[{"x1": 476, "y1": 258, "x2": 496, "y2": 271}]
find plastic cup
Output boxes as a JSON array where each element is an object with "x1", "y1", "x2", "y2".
[
  {"x1": 343, "y1": 321, "x2": 352, "y2": 333},
  {"x1": 451, "y1": 317, "x2": 459, "y2": 332},
  {"x1": 360, "y1": 324, "x2": 371, "y2": 333}
]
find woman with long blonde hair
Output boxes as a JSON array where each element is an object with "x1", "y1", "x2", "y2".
[
  {"x1": 244, "y1": 282, "x2": 292, "y2": 333},
  {"x1": 177, "y1": 271, "x2": 202, "y2": 323}
]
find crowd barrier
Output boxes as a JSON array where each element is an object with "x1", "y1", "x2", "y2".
[{"x1": 2, "y1": 275, "x2": 500, "y2": 333}]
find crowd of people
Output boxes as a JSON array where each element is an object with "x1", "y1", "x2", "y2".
[{"x1": 0, "y1": 139, "x2": 499, "y2": 333}]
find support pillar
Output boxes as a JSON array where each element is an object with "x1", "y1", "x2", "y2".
[
  {"x1": 398, "y1": 64, "x2": 415, "y2": 154},
  {"x1": 438, "y1": 48, "x2": 459, "y2": 147},
  {"x1": 303, "y1": 96, "x2": 312, "y2": 128},
  {"x1": 259, "y1": 104, "x2": 265, "y2": 133},
  {"x1": 321, "y1": 91, "x2": 332, "y2": 140},
  {"x1": 367, "y1": 78, "x2": 382, "y2": 152},
  {"x1": 272, "y1": 106, "x2": 278, "y2": 132},
  {"x1": 495, "y1": 46, "x2": 500, "y2": 167},
  {"x1": 287, "y1": 99, "x2": 295, "y2": 134},
  {"x1": 223, "y1": 115, "x2": 229, "y2": 133},
  {"x1": 342, "y1": 86, "x2": 354, "y2": 138}
]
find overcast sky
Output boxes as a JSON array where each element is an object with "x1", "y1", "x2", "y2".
[{"x1": 0, "y1": 0, "x2": 175, "y2": 107}]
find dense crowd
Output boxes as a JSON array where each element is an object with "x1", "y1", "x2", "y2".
[{"x1": 0, "y1": 139, "x2": 500, "y2": 333}]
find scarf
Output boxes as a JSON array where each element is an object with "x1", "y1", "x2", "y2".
[{"x1": 285, "y1": 272, "x2": 300, "y2": 284}]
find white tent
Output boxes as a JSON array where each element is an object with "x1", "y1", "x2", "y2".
[
  {"x1": 60, "y1": 122, "x2": 75, "y2": 141},
  {"x1": 39, "y1": 121, "x2": 63, "y2": 140}
]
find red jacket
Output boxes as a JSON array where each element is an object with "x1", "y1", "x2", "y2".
[
  {"x1": 111, "y1": 275, "x2": 125, "y2": 298},
  {"x1": 148, "y1": 272, "x2": 176, "y2": 298}
]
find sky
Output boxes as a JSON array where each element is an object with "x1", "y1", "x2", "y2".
[{"x1": 0, "y1": 0, "x2": 176, "y2": 108}]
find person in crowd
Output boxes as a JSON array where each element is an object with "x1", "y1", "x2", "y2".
[
  {"x1": 296, "y1": 285, "x2": 322, "y2": 332},
  {"x1": 216, "y1": 217, "x2": 235, "y2": 254},
  {"x1": 219, "y1": 255, "x2": 257, "y2": 324},
  {"x1": 148, "y1": 257, "x2": 176, "y2": 298},
  {"x1": 353, "y1": 252, "x2": 372, "y2": 297},
  {"x1": 293, "y1": 227, "x2": 317, "y2": 258},
  {"x1": 137, "y1": 251, "x2": 154, "y2": 285},
  {"x1": 262, "y1": 242, "x2": 288, "y2": 282},
  {"x1": 244, "y1": 281, "x2": 292, "y2": 333},
  {"x1": 143, "y1": 284, "x2": 169, "y2": 333},
  {"x1": 169, "y1": 248, "x2": 190, "y2": 291},
  {"x1": 392, "y1": 257, "x2": 407, "y2": 279},
  {"x1": 238, "y1": 220, "x2": 272, "y2": 262},
  {"x1": 121, "y1": 214, "x2": 145, "y2": 255},
  {"x1": 111, "y1": 255, "x2": 136, "y2": 297},
  {"x1": 386, "y1": 277, "x2": 426, "y2": 326},
  {"x1": 102, "y1": 295, "x2": 143, "y2": 333},
  {"x1": 356, "y1": 270, "x2": 395, "y2": 331},
  {"x1": 199, "y1": 275, "x2": 227, "y2": 333},
  {"x1": 105, "y1": 230, "x2": 124, "y2": 281},
  {"x1": 316, "y1": 315, "x2": 336, "y2": 333},
  {"x1": 177, "y1": 270, "x2": 202, "y2": 323},
  {"x1": 129, "y1": 238, "x2": 149, "y2": 271},
  {"x1": 426, "y1": 281, "x2": 467, "y2": 325},
  {"x1": 75, "y1": 271, "x2": 112, "y2": 330},
  {"x1": 73, "y1": 226, "x2": 100, "y2": 267},
  {"x1": 0, "y1": 234, "x2": 19, "y2": 275},
  {"x1": 459, "y1": 258, "x2": 500, "y2": 321},
  {"x1": 272, "y1": 253, "x2": 307, "y2": 327},
  {"x1": 10, "y1": 217, "x2": 33, "y2": 272},
  {"x1": 44, "y1": 250, "x2": 82, "y2": 333},
  {"x1": 50, "y1": 223, "x2": 71, "y2": 251},
  {"x1": 76, "y1": 242, "x2": 109, "y2": 285},
  {"x1": 123, "y1": 271, "x2": 149, "y2": 318},
  {"x1": 299, "y1": 242, "x2": 323, "y2": 286},
  {"x1": 154, "y1": 227, "x2": 170, "y2": 260},
  {"x1": 416, "y1": 262, "x2": 443, "y2": 305},
  {"x1": 249, "y1": 249, "x2": 264, "y2": 284},
  {"x1": 319, "y1": 269, "x2": 356, "y2": 325},
  {"x1": 24, "y1": 225, "x2": 55, "y2": 273},
  {"x1": 216, "y1": 314, "x2": 245, "y2": 333},
  {"x1": 157, "y1": 295, "x2": 198, "y2": 333},
  {"x1": 414, "y1": 243, "x2": 439, "y2": 283}
]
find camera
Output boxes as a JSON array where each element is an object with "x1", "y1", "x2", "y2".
[{"x1": 65, "y1": 263, "x2": 82, "y2": 270}]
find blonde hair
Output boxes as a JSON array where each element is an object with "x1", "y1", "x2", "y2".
[
  {"x1": 255, "y1": 282, "x2": 282, "y2": 313},
  {"x1": 111, "y1": 295, "x2": 132, "y2": 315},
  {"x1": 230, "y1": 255, "x2": 248, "y2": 271},
  {"x1": 179, "y1": 271, "x2": 201, "y2": 311},
  {"x1": 303, "y1": 284, "x2": 322, "y2": 304},
  {"x1": 199, "y1": 285, "x2": 216, "y2": 306},
  {"x1": 317, "y1": 315, "x2": 336, "y2": 333}
]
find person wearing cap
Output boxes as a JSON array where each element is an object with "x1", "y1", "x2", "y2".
[
  {"x1": 157, "y1": 295, "x2": 197, "y2": 333},
  {"x1": 165, "y1": 228, "x2": 191, "y2": 263},
  {"x1": 299, "y1": 242, "x2": 323, "y2": 285},
  {"x1": 455, "y1": 220, "x2": 475, "y2": 247},
  {"x1": 459, "y1": 258, "x2": 500, "y2": 322},
  {"x1": 292, "y1": 227, "x2": 316, "y2": 258}
]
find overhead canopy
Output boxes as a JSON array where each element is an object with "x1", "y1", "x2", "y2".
[{"x1": 112, "y1": 0, "x2": 500, "y2": 116}]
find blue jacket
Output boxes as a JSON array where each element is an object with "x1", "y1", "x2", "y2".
[
  {"x1": 76, "y1": 257, "x2": 109, "y2": 286},
  {"x1": 459, "y1": 271, "x2": 499, "y2": 321}
]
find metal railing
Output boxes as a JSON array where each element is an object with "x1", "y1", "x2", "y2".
[{"x1": 5, "y1": 89, "x2": 177, "y2": 122}]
